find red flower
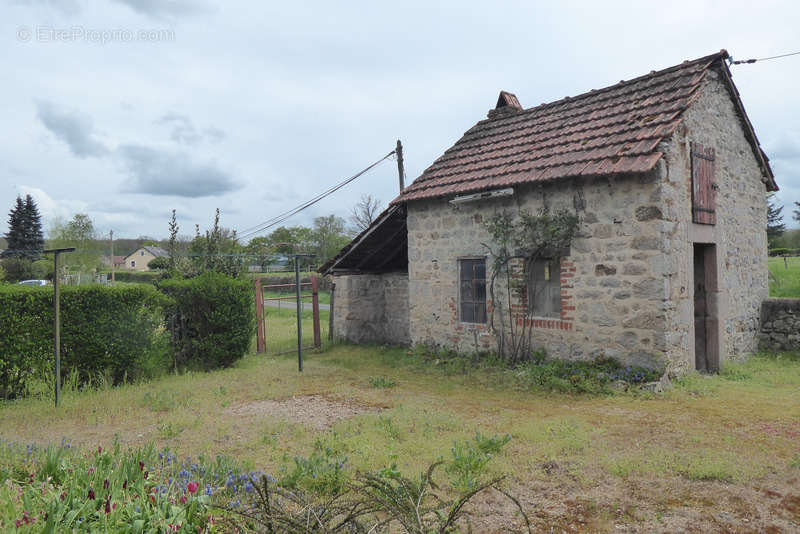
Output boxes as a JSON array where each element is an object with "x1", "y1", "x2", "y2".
[
  {"x1": 88, "y1": 488, "x2": 96, "y2": 500},
  {"x1": 98, "y1": 446, "x2": 103, "y2": 454},
  {"x1": 60, "y1": 492, "x2": 66, "y2": 502},
  {"x1": 138, "y1": 461, "x2": 145, "y2": 471},
  {"x1": 104, "y1": 498, "x2": 111, "y2": 514},
  {"x1": 123, "y1": 479, "x2": 127, "y2": 489},
  {"x1": 187, "y1": 482, "x2": 199, "y2": 494},
  {"x1": 103, "y1": 479, "x2": 109, "y2": 490},
  {"x1": 179, "y1": 495, "x2": 187, "y2": 504}
]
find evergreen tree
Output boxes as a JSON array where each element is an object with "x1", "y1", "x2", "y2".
[
  {"x1": 22, "y1": 195, "x2": 44, "y2": 257},
  {"x1": 3, "y1": 196, "x2": 25, "y2": 257},
  {"x1": 794, "y1": 201, "x2": 800, "y2": 225},
  {"x1": 766, "y1": 193, "x2": 785, "y2": 246},
  {"x1": 3, "y1": 195, "x2": 43, "y2": 260}
]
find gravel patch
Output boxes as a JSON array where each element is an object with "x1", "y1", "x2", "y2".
[{"x1": 224, "y1": 394, "x2": 382, "y2": 430}]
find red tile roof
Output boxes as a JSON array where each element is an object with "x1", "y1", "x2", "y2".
[{"x1": 394, "y1": 50, "x2": 776, "y2": 204}]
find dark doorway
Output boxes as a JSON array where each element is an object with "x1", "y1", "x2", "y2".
[{"x1": 693, "y1": 243, "x2": 719, "y2": 372}]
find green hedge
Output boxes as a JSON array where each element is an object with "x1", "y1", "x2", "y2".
[
  {"x1": 0, "y1": 285, "x2": 169, "y2": 399},
  {"x1": 158, "y1": 272, "x2": 255, "y2": 370},
  {"x1": 102, "y1": 271, "x2": 161, "y2": 283}
]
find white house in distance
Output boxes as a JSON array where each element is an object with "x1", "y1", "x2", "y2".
[{"x1": 123, "y1": 246, "x2": 168, "y2": 271}]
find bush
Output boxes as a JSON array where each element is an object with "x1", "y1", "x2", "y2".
[
  {"x1": 159, "y1": 271, "x2": 255, "y2": 370},
  {"x1": 147, "y1": 257, "x2": 170, "y2": 271},
  {"x1": 1, "y1": 257, "x2": 35, "y2": 282},
  {"x1": 0, "y1": 284, "x2": 170, "y2": 399},
  {"x1": 769, "y1": 247, "x2": 792, "y2": 256},
  {"x1": 103, "y1": 271, "x2": 160, "y2": 284}
]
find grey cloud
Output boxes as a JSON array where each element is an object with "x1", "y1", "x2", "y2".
[
  {"x1": 36, "y1": 100, "x2": 109, "y2": 158},
  {"x1": 111, "y1": 0, "x2": 205, "y2": 18},
  {"x1": 15, "y1": 0, "x2": 84, "y2": 15},
  {"x1": 117, "y1": 143, "x2": 239, "y2": 197},
  {"x1": 156, "y1": 112, "x2": 225, "y2": 145}
]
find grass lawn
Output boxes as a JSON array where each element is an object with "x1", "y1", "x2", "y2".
[
  {"x1": 769, "y1": 256, "x2": 800, "y2": 298},
  {"x1": 1, "y1": 345, "x2": 799, "y2": 532}
]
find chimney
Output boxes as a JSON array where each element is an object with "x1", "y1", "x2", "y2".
[{"x1": 488, "y1": 90, "x2": 523, "y2": 119}]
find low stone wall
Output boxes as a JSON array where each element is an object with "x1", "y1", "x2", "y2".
[
  {"x1": 759, "y1": 298, "x2": 800, "y2": 352},
  {"x1": 331, "y1": 273, "x2": 410, "y2": 345}
]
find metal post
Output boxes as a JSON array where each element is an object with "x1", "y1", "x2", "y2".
[
  {"x1": 295, "y1": 254, "x2": 303, "y2": 372},
  {"x1": 110, "y1": 230, "x2": 115, "y2": 283},
  {"x1": 255, "y1": 278, "x2": 265, "y2": 353},
  {"x1": 396, "y1": 139, "x2": 405, "y2": 191},
  {"x1": 54, "y1": 251, "x2": 60, "y2": 407},
  {"x1": 45, "y1": 247, "x2": 75, "y2": 408}
]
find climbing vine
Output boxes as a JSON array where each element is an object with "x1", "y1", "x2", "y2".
[{"x1": 483, "y1": 208, "x2": 580, "y2": 363}]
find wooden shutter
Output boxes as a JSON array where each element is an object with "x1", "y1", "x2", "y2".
[{"x1": 691, "y1": 142, "x2": 716, "y2": 225}]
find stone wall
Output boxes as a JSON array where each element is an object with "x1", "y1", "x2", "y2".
[
  {"x1": 331, "y1": 273, "x2": 410, "y2": 345},
  {"x1": 759, "y1": 298, "x2": 800, "y2": 351},
  {"x1": 406, "y1": 170, "x2": 672, "y2": 370},
  {"x1": 659, "y1": 70, "x2": 769, "y2": 369}
]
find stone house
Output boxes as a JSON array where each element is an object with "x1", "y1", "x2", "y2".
[
  {"x1": 320, "y1": 50, "x2": 778, "y2": 373},
  {"x1": 123, "y1": 246, "x2": 168, "y2": 271}
]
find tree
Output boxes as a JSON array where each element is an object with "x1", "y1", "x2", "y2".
[
  {"x1": 266, "y1": 226, "x2": 314, "y2": 269},
  {"x1": 49, "y1": 213, "x2": 101, "y2": 272},
  {"x1": 794, "y1": 201, "x2": 800, "y2": 225},
  {"x1": 188, "y1": 208, "x2": 245, "y2": 278},
  {"x1": 244, "y1": 236, "x2": 279, "y2": 271},
  {"x1": 312, "y1": 215, "x2": 349, "y2": 265},
  {"x1": 3, "y1": 194, "x2": 44, "y2": 260},
  {"x1": 767, "y1": 193, "x2": 786, "y2": 247},
  {"x1": 148, "y1": 256, "x2": 170, "y2": 270},
  {"x1": 349, "y1": 194, "x2": 382, "y2": 233}
]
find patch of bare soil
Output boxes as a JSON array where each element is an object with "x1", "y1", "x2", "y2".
[
  {"x1": 224, "y1": 394, "x2": 382, "y2": 430},
  {"x1": 467, "y1": 469, "x2": 800, "y2": 533}
]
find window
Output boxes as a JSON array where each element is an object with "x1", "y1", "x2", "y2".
[
  {"x1": 459, "y1": 258, "x2": 487, "y2": 323},
  {"x1": 131, "y1": 260, "x2": 136, "y2": 267},
  {"x1": 528, "y1": 258, "x2": 561, "y2": 318},
  {"x1": 140, "y1": 251, "x2": 145, "y2": 256}
]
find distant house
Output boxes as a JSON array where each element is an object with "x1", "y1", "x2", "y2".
[
  {"x1": 320, "y1": 50, "x2": 777, "y2": 373},
  {"x1": 101, "y1": 255, "x2": 126, "y2": 268},
  {"x1": 123, "y1": 246, "x2": 168, "y2": 271}
]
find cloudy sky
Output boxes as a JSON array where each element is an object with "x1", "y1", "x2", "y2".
[{"x1": 2, "y1": 0, "x2": 799, "y2": 239}]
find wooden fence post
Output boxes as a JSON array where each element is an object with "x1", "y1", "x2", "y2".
[
  {"x1": 255, "y1": 278, "x2": 265, "y2": 353},
  {"x1": 312, "y1": 275, "x2": 321, "y2": 349}
]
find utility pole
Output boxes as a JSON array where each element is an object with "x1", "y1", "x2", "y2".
[
  {"x1": 110, "y1": 230, "x2": 115, "y2": 283},
  {"x1": 45, "y1": 247, "x2": 75, "y2": 408},
  {"x1": 294, "y1": 252, "x2": 315, "y2": 372},
  {"x1": 396, "y1": 139, "x2": 405, "y2": 192}
]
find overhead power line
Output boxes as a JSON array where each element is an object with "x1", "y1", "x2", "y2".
[
  {"x1": 237, "y1": 150, "x2": 396, "y2": 240},
  {"x1": 730, "y1": 50, "x2": 800, "y2": 65}
]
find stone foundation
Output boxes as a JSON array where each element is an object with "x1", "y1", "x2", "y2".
[
  {"x1": 331, "y1": 273, "x2": 410, "y2": 345},
  {"x1": 759, "y1": 298, "x2": 800, "y2": 352}
]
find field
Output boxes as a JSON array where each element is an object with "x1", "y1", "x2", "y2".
[
  {"x1": 769, "y1": 256, "x2": 800, "y2": 298},
  {"x1": 1, "y1": 344, "x2": 799, "y2": 532}
]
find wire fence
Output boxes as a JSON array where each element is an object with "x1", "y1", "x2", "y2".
[{"x1": 257, "y1": 280, "x2": 331, "y2": 356}]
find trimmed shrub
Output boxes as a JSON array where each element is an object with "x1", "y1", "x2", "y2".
[
  {"x1": 769, "y1": 248, "x2": 792, "y2": 257},
  {"x1": 0, "y1": 284, "x2": 170, "y2": 399},
  {"x1": 159, "y1": 271, "x2": 255, "y2": 370},
  {"x1": 103, "y1": 270, "x2": 160, "y2": 284}
]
